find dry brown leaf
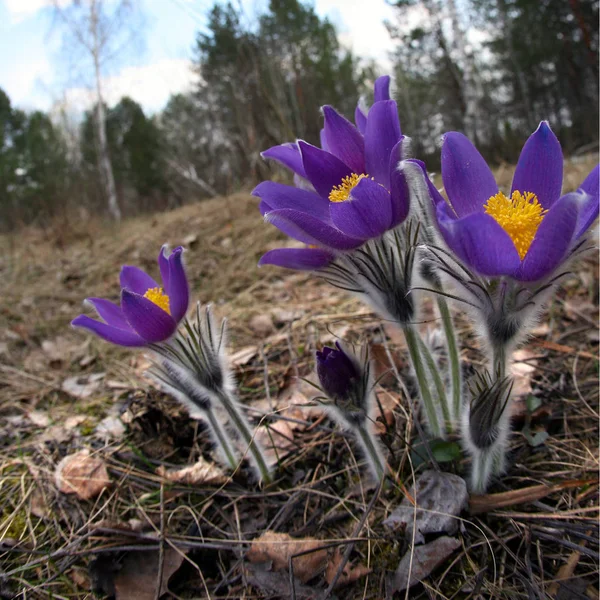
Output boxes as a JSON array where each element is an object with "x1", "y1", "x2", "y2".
[
  {"x1": 27, "y1": 410, "x2": 50, "y2": 427},
  {"x1": 230, "y1": 345, "x2": 258, "y2": 366},
  {"x1": 64, "y1": 415, "x2": 87, "y2": 430},
  {"x1": 30, "y1": 487, "x2": 50, "y2": 519},
  {"x1": 384, "y1": 470, "x2": 468, "y2": 544},
  {"x1": 61, "y1": 373, "x2": 105, "y2": 399},
  {"x1": 325, "y1": 548, "x2": 372, "y2": 587},
  {"x1": 55, "y1": 450, "x2": 111, "y2": 500},
  {"x1": 247, "y1": 531, "x2": 327, "y2": 583},
  {"x1": 388, "y1": 536, "x2": 461, "y2": 594},
  {"x1": 95, "y1": 416, "x2": 126, "y2": 440},
  {"x1": 112, "y1": 548, "x2": 185, "y2": 599},
  {"x1": 249, "y1": 314, "x2": 275, "y2": 337},
  {"x1": 510, "y1": 348, "x2": 537, "y2": 397},
  {"x1": 255, "y1": 420, "x2": 296, "y2": 467},
  {"x1": 156, "y1": 456, "x2": 228, "y2": 485}
]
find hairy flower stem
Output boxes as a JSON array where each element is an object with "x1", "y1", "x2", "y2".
[
  {"x1": 217, "y1": 391, "x2": 271, "y2": 484},
  {"x1": 437, "y1": 297, "x2": 462, "y2": 425},
  {"x1": 417, "y1": 336, "x2": 451, "y2": 430},
  {"x1": 205, "y1": 406, "x2": 239, "y2": 471},
  {"x1": 355, "y1": 422, "x2": 386, "y2": 482},
  {"x1": 403, "y1": 325, "x2": 443, "y2": 438}
]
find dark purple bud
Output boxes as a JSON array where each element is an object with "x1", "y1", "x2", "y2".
[{"x1": 316, "y1": 342, "x2": 361, "y2": 402}]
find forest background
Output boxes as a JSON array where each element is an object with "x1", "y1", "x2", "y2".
[{"x1": 1, "y1": 0, "x2": 598, "y2": 230}]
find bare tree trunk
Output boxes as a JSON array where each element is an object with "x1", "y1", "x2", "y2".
[
  {"x1": 447, "y1": 0, "x2": 484, "y2": 143},
  {"x1": 497, "y1": 0, "x2": 536, "y2": 132},
  {"x1": 90, "y1": 0, "x2": 120, "y2": 221}
]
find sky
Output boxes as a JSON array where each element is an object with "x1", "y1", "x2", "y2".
[{"x1": 0, "y1": 0, "x2": 398, "y2": 115}]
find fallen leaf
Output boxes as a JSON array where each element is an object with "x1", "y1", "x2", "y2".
[
  {"x1": 96, "y1": 416, "x2": 126, "y2": 440},
  {"x1": 271, "y1": 307, "x2": 304, "y2": 325},
  {"x1": 30, "y1": 487, "x2": 50, "y2": 519},
  {"x1": 384, "y1": 470, "x2": 468, "y2": 544},
  {"x1": 64, "y1": 415, "x2": 87, "y2": 430},
  {"x1": 27, "y1": 410, "x2": 50, "y2": 427},
  {"x1": 325, "y1": 548, "x2": 371, "y2": 587},
  {"x1": 249, "y1": 314, "x2": 275, "y2": 337},
  {"x1": 247, "y1": 531, "x2": 327, "y2": 583},
  {"x1": 387, "y1": 536, "x2": 461, "y2": 594},
  {"x1": 254, "y1": 420, "x2": 296, "y2": 467},
  {"x1": 156, "y1": 456, "x2": 228, "y2": 485},
  {"x1": 92, "y1": 548, "x2": 186, "y2": 600},
  {"x1": 230, "y1": 345, "x2": 258, "y2": 366},
  {"x1": 55, "y1": 450, "x2": 111, "y2": 500},
  {"x1": 61, "y1": 373, "x2": 105, "y2": 399},
  {"x1": 244, "y1": 562, "x2": 316, "y2": 600}
]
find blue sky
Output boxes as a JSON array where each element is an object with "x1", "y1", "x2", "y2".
[{"x1": 0, "y1": 0, "x2": 397, "y2": 115}]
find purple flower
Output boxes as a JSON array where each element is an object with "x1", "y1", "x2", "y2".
[
  {"x1": 423, "y1": 122, "x2": 599, "y2": 282},
  {"x1": 316, "y1": 342, "x2": 361, "y2": 402},
  {"x1": 257, "y1": 76, "x2": 410, "y2": 271},
  {"x1": 72, "y1": 246, "x2": 189, "y2": 347}
]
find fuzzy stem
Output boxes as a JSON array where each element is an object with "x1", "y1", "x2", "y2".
[
  {"x1": 403, "y1": 324, "x2": 443, "y2": 438},
  {"x1": 416, "y1": 335, "x2": 451, "y2": 431},
  {"x1": 204, "y1": 407, "x2": 239, "y2": 471},
  {"x1": 355, "y1": 422, "x2": 386, "y2": 482},
  {"x1": 217, "y1": 391, "x2": 271, "y2": 483},
  {"x1": 437, "y1": 296, "x2": 462, "y2": 423}
]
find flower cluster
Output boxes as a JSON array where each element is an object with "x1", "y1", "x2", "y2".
[{"x1": 72, "y1": 74, "x2": 599, "y2": 495}]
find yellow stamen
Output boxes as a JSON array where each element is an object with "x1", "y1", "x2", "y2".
[
  {"x1": 484, "y1": 190, "x2": 547, "y2": 260},
  {"x1": 329, "y1": 173, "x2": 370, "y2": 203},
  {"x1": 143, "y1": 287, "x2": 171, "y2": 314}
]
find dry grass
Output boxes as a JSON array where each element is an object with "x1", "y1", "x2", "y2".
[{"x1": 0, "y1": 155, "x2": 598, "y2": 598}]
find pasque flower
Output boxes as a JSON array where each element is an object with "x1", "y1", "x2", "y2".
[
  {"x1": 72, "y1": 245, "x2": 189, "y2": 346},
  {"x1": 428, "y1": 122, "x2": 599, "y2": 282},
  {"x1": 316, "y1": 342, "x2": 367, "y2": 421},
  {"x1": 316, "y1": 342, "x2": 386, "y2": 481},
  {"x1": 256, "y1": 75, "x2": 410, "y2": 271}
]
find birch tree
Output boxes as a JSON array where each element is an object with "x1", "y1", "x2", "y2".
[{"x1": 52, "y1": 0, "x2": 142, "y2": 221}]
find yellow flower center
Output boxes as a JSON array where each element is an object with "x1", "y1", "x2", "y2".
[
  {"x1": 329, "y1": 173, "x2": 370, "y2": 203},
  {"x1": 143, "y1": 287, "x2": 171, "y2": 314},
  {"x1": 484, "y1": 190, "x2": 547, "y2": 260}
]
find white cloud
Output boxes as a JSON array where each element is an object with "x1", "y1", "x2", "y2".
[
  {"x1": 314, "y1": 0, "x2": 397, "y2": 70},
  {"x1": 4, "y1": 0, "x2": 68, "y2": 23},
  {"x1": 62, "y1": 58, "x2": 196, "y2": 114}
]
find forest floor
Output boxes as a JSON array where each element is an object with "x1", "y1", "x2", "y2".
[{"x1": 0, "y1": 154, "x2": 598, "y2": 599}]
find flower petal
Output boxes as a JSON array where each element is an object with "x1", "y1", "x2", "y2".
[
  {"x1": 298, "y1": 141, "x2": 353, "y2": 199},
  {"x1": 265, "y1": 208, "x2": 363, "y2": 250},
  {"x1": 374, "y1": 75, "x2": 391, "y2": 102},
  {"x1": 389, "y1": 139, "x2": 410, "y2": 226},
  {"x1": 166, "y1": 246, "x2": 189, "y2": 322},
  {"x1": 158, "y1": 245, "x2": 170, "y2": 290},
  {"x1": 319, "y1": 128, "x2": 329, "y2": 152},
  {"x1": 511, "y1": 121, "x2": 563, "y2": 208},
  {"x1": 322, "y1": 105, "x2": 365, "y2": 174},
  {"x1": 261, "y1": 143, "x2": 307, "y2": 179},
  {"x1": 120, "y1": 265, "x2": 159, "y2": 295},
  {"x1": 71, "y1": 315, "x2": 146, "y2": 347},
  {"x1": 575, "y1": 164, "x2": 599, "y2": 239},
  {"x1": 435, "y1": 203, "x2": 521, "y2": 276},
  {"x1": 330, "y1": 177, "x2": 393, "y2": 239},
  {"x1": 364, "y1": 100, "x2": 401, "y2": 188},
  {"x1": 121, "y1": 290, "x2": 177, "y2": 343},
  {"x1": 258, "y1": 247, "x2": 334, "y2": 270},
  {"x1": 441, "y1": 132, "x2": 498, "y2": 217},
  {"x1": 518, "y1": 191, "x2": 579, "y2": 281},
  {"x1": 253, "y1": 181, "x2": 329, "y2": 220},
  {"x1": 355, "y1": 105, "x2": 367, "y2": 134},
  {"x1": 86, "y1": 297, "x2": 131, "y2": 330}
]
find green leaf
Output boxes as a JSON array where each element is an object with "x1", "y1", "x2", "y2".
[{"x1": 526, "y1": 394, "x2": 542, "y2": 413}]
